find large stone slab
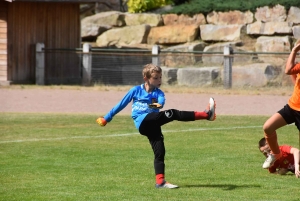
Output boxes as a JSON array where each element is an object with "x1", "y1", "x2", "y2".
[
  {"x1": 177, "y1": 67, "x2": 219, "y2": 86},
  {"x1": 162, "y1": 42, "x2": 207, "y2": 66},
  {"x1": 230, "y1": 63, "x2": 282, "y2": 87},
  {"x1": 293, "y1": 26, "x2": 300, "y2": 40},
  {"x1": 247, "y1": 21, "x2": 292, "y2": 35},
  {"x1": 147, "y1": 25, "x2": 199, "y2": 45},
  {"x1": 161, "y1": 67, "x2": 178, "y2": 85},
  {"x1": 96, "y1": 25, "x2": 151, "y2": 47},
  {"x1": 81, "y1": 11, "x2": 126, "y2": 40},
  {"x1": 255, "y1": 36, "x2": 291, "y2": 64},
  {"x1": 202, "y1": 42, "x2": 253, "y2": 65},
  {"x1": 161, "y1": 53, "x2": 197, "y2": 67},
  {"x1": 81, "y1": 25, "x2": 111, "y2": 41},
  {"x1": 255, "y1": 4, "x2": 286, "y2": 22},
  {"x1": 200, "y1": 24, "x2": 244, "y2": 41},
  {"x1": 125, "y1": 13, "x2": 163, "y2": 26},
  {"x1": 165, "y1": 41, "x2": 207, "y2": 52},
  {"x1": 287, "y1": 6, "x2": 300, "y2": 24},
  {"x1": 207, "y1": 10, "x2": 253, "y2": 25},
  {"x1": 162, "y1": 13, "x2": 206, "y2": 26},
  {"x1": 81, "y1": 11, "x2": 125, "y2": 27}
]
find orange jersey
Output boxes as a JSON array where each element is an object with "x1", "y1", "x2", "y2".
[{"x1": 288, "y1": 63, "x2": 300, "y2": 111}]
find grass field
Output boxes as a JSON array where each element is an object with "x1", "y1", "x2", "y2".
[{"x1": 0, "y1": 113, "x2": 299, "y2": 201}]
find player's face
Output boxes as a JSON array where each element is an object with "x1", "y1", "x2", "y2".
[
  {"x1": 148, "y1": 72, "x2": 162, "y2": 88},
  {"x1": 259, "y1": 144, "x2": 271, "y2": 158}
]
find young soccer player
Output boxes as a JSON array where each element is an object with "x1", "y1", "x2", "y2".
[
  {"x1": 258, "y1": 137, "x2": 300, "y2": 177},
  {"x1": 96, "y1": 63, "x2": 216, "y2": 189},
  {"x1": 262, "y1": 39, "x2": 300, "y2": 169}
]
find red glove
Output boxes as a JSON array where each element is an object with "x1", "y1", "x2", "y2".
[{"x1": 96, "y1": 117, "x2": 107, "y2": 126}]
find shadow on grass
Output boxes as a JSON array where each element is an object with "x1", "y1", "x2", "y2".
[{"x1": 183, "y1": 184, "x2": 261, "y2": 190}]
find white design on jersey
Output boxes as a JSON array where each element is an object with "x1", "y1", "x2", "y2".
[
  {"x1": 165, "y1": 110, "x2": 173, "y2": 118},
  {"x1": 132, "y1": 102, "x2": 148, "y2": 112}
]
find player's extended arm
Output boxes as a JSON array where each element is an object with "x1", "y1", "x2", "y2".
[
  {"x1": 290, "y1": 147, "x2": 300, "y2": 178},
  {"x1": 285, "y1": 43, "x2": 300, "y2": 75},
  {"x1": 96, "y1": 88, "x2": 135, "y2": 126}
]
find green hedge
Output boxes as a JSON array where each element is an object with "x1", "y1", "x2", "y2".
[{"x1": 166, "y1": 0, "x2": 300, "y2": 15}]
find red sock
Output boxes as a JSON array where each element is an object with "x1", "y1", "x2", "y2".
[
  {"x1": 156, "y1": 174, "x2": 164, "y2": 185},
  {"x1": 194, "y1": 111, "x2": 208, "y2": 120}
]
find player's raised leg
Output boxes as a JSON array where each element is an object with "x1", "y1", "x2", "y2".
[
  {"x1": 262, "y1": 113, "x2": 286, "y2": 168},
  {"x1": 193, "y1": 97, "x2": 216, "y2": 121}
]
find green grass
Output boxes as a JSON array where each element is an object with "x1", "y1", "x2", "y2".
[{"x1": 0, "y1": 113, "x2": 299, "y2": 201}]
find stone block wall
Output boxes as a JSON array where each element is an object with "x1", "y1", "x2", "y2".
[{"x1": 81, "y1": 4, "x2": 300, "y2": 87}]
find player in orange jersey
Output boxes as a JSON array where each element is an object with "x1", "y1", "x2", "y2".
[{"x1": 262, "y1": 39, "x2": 300, "y2": 169}]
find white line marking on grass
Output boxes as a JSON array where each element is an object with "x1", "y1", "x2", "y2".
[
  {"x1": 163, "y1": 125, "x2": 262, "y2": 133},
  {"x1": 0, "y1": 125, "x2": 263, "y2": 144},
  {"x1": 0, "y1": 133, "x2": 140, "y2": 144}
]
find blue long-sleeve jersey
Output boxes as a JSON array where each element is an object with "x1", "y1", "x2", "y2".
[{"x1": 103, "y1": 84, "x2": 165, "y2": 129}]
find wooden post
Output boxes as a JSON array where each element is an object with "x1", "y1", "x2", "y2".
[
  {"x1": 82, "y1": 43, "x2": 92, "y2": 86},
  {"x1": 223, "y1": 45, "x2": 233, "y2": 89},
  {"x1": 36, "y1": 43, "x2": 45, "y2": 85},
  {"x1": 152, "y1": 45, "x2": 160, "y2": 66}
]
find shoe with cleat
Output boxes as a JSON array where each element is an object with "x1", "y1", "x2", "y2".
[
  {"x1": 205, "y1": 97, "x2": 216, "y2": 121},
  {"x1": 155, "y1": 181, "x2": 179, "y2": 189},
  {"x1": 262, "y1": 153, "x2": 281, "y2": 169}
]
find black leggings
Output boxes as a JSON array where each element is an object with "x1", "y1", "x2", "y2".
[{"x1": 138, "y1": 109, "x2": 195, "y2": 175}]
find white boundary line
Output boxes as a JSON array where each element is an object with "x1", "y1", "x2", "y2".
[{"x1": 0, "y1": 125, "x2": 262, "y2": 144}]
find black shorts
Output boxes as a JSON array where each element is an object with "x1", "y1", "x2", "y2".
[
  {"x1": 278, "y1": 104, "x2": 300, "y2": 131},
  {"x1": 138, "y1": 112, "x2": 165, "y2": 141},
  {"x1": 138, "y1": 109, "x2": 195, "y2": 141}
]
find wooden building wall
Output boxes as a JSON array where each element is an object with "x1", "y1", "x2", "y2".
[
  {"x1": 0, "y1": 2, "x2": 8, "y2": 83},
  {"x1": 7, "y1": 2, "x2": 81, "y2": 84}
]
